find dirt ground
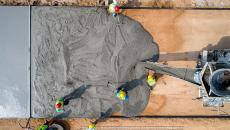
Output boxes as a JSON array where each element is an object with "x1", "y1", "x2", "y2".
[
  {"x1": 1, "y1": 0, "x2": 230, "y2": 8},
  {"x1": 112, "y1": 9, "x2": 230, "y2": 117},
  {"x1": 1, "y1": 118, "x2": 230, "y2": 130},
  {"x1": 1, "y1": 9, "x2": 230, "y2": 130}
]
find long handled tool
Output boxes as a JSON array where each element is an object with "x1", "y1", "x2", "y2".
[
  {"x1": 161, "y1": 63, "x2": 167, "y2": 85},
  {"x1": 107, "y1": 81, "x2": 117, "y2": 93},
  {"x1": 93, "y1": 116, "x2": 101, "y2": 125},
  {"x1": 63, "y1": 86, "x2": 65, "y2": 111},
  {"x1": 107, "y1": 81, "x2": 126, "y2": 92},
  {"x1": 107, "y1": 81, "x2": 116, "y2": 88}
]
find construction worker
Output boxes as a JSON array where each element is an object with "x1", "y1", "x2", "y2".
[
  {"x1": 37, "y1": 120, "x2": 55, "y2": 130},
  {"x1": 86, "y1": 123, "x2": 96, "y2": 130},
  {"x1": 109, "y1": 0, "x2": 119, "y2": 17},
  {"x1": 86, "y1": 117, "x2": 100, "y2": 130},
  {"x1": 38, "y1": 124, "x2": 48, "y2": 130},
  {"x1": 146, "y1": 70, "x2": 157, "y2": 90},
  {"x1": 56, "y1": 98, "x2": 64, "y2": 112},
  {"x1": 116, "y1": 87, "x2": 129, "y2": 100}
]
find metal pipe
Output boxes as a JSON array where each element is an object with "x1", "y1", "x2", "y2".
[
  {"x1": 29, "y1": 3, "x2": 32, "y2": 118},
  {"x1": 34, "y1": 6, "x2": 230, "y2": 10},
  {"x1": 36, "y1": 116, "x2": 230, "y2": 119}
]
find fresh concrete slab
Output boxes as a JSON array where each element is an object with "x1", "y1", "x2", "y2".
[
  {"x1": 31, "y1": 6, "x2": 159, "y2": 118},
  {"x1": 0, "y1": 6, "x2": 30, "y2": 118}
]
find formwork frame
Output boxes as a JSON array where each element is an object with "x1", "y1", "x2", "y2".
[{"x1": 6, "y1": 5, "x2": 230, "y2": 130}]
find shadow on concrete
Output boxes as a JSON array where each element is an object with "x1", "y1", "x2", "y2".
[
  {"x1": 120, "y1": 75, "x2": 146, "y2": 92},
  {"x1": 158, "y1": 36, "x2": 230, "y2": 62},
  {"x1": 101, "y1": 108, "x2": 112, "y2": 117},
  {"x1": 63, "y1": 85, "x2": 92, "y2": 104},
  {"x1": 54, "y1": 110, "x2": 72, "y2": 118}
]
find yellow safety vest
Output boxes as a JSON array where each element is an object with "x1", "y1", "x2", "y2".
[{"x1": 109, "y1": 3, "x2": 116, "y2": 13}]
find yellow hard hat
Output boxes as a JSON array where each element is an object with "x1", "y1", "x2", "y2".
[
  {"x1": 89, "y1": 124, "x2": 95, "y2": 129},
  {"x1": 120, "y1": 92, "x2": 125, "y2": 98},
  {"x1": 148, "y1": 76, "x2": 153, "y2": 81}
]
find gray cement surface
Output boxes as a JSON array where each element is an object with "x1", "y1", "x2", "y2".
[
  {"x1": 31, "y1": 7, "x2": 159, "y2": 118},
  {"x1": 0, "y1": 6, "x2": 30, "y2": 118}
]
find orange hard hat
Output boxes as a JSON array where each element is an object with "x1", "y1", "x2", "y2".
[{"x1": 56, "y1": 103, "x2": 62, "y2": 108}]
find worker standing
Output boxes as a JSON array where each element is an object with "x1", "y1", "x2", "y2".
[
  {"x1": 116, "y1": 87, "x2": 129, "y2": 100},
  {"x1": 56, "y1": 98, "x2": 64, "y2": 112},
  {"x1": 109, "y1": 0, "x2": 119, "y2": 17},
  {"x1": 146, "y1": 70, "x2": 157, "y2": 90}
]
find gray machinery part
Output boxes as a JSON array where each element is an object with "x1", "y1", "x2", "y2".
[
  {"x1": 138, "y1": 61, "x2": 202, "y2": 86},
  {"x1": 209, "y1": 69, "x2": 230, "y2": 96},
  {"x1": 198, "y1": 54, "x2": 230, "y2": 115},
  {"x1": 141, "y1": 61, "x2": 230, "y2": 115},
  {"x1": 200, "y1": 62, "x2": 230, "y2": 97}
]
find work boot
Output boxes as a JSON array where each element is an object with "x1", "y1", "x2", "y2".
[{"x1": 149, "y1": 86, "x2": 153, "y2": 91}]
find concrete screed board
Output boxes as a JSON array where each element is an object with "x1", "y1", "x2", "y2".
[{"x1": 0, "y1": 6, "x2": 30, "y2": 118}]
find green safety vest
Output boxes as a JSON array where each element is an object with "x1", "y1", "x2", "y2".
[
  {"x1": 109, "y1": 3, "x2": 116, "y2": 13},
  {"x1": 147, "y1": 77, "x2": 156, "y2": 86},
  {"x1": 37, "y1": 125, "x2": 48, "y2": 130},
  {"x1": 86, "y1": 126, "x2": 96, "y2": 130},
  {"x1": 116, "y1": 90, "x2": 126, "y2": 100},
  {"x1": 56, "y1": 98, "x2": 64, "y2": 112}
]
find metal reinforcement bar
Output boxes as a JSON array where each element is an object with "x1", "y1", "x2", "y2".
[
  {"x1": 36, "y1": 6, "x2": 230, "y2": 10},
  {"x1": 107, "y1": 116, "x2": 230, "y2": 118},
  {"x1": 48, "y1": 116, "x2": 230, "y2": 119},
  {"x1": 92, "y1": 6, "x2": 230, "y2": 10},
  {"x1": 80, "y1": 125, "x2": 184, "y2": 130},
  {"x1": 29, "y1": 4, "x2": 32, "y2": 119}
]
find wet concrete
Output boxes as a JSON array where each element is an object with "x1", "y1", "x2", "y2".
[{"x1": 31, "y1": 7, "x2": 159, "y2": 118}]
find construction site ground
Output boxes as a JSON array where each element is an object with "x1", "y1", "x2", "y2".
[
  {"x1": 1, "y1": 8, "x2": 230, "y2": 129},
  {"x1": 1, "y1": 0, "x2": 230, "y2": 8}
]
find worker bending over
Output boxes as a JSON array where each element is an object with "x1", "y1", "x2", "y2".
[
  {"x1": 146, "y1": 70, "x2": 157, "y2": 90},
  {"x1": 109, "y1": 0, "x2": 119, "y2": 17},
  {"x1": 37, "y1": 120, "x2": 55, "y2": 130},
  {"x1": 116, "y1": 87, "x2": 129, "y2": 100},
  {"x1": 56, "y1": 98, "x2": 64, "y2": 112}
]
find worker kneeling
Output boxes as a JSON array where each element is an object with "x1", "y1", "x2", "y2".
[{"x1": 116, "y1": 88, "x2": 129, "y2": 100}]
